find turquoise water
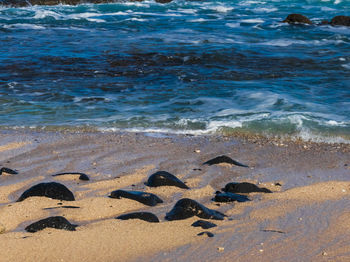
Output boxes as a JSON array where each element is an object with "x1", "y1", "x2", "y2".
[{"x1": 0, "y1": 0, "x2": 349, "y2": 142}]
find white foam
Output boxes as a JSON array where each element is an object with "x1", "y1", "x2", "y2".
[
  {"x1": 208, "y1": 6, "x2": 234, "y2": 13},
  {"x1": 177, "y1": 9, "x2": 197, "y2": 14},
  {"x1": 240, "y1": 18, "x2": 264, "y2": 23},
  {"x1": 342, "y1": 63, "x2": 350, "y2": 69},
  {"x1": 325, "y1": 120, "x2": 347, "y2": 126},
  {"x1": 3, "y1": 23, "x2": 45, "y2": 30},
  {"x1": 260, "y1": 39, "x2": 307, "y2": 47},
  {"x1": 128, "y1": 18, "x2": 147, "y2": 22},
  {"x1": 226, "y1": 22, "x2": 241, "y2": 28},
  {"x1": 188, "y1": 18, "x2": 207, "y2": 23},
  {"x1": 34, "y1": 10, "x2": 61, "y2": 20},
  {"x1": 252, "y1": 7, "x2": 277, "y2": 13}
]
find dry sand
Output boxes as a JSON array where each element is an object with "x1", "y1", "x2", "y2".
[{"x1": 0, "y1": 130, "x2": 349, "y2": 261}]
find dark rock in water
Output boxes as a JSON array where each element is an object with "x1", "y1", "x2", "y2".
[
  {"x1": 330, "y1": 16, "x2": 350, "y2": 26},
  {"x1": 320, "y1": 20, "x2": 330, "y2": 25},
  {"x1": 109, "y1": 190, "x2": 163, "y2": 207},
  {"x1": 197, "y1": 231, "x2": 214, "y2": 237},
  {"x1": 52, "y1": 172, "x2": 89, "y2": 181},
  {"x1": 282, "y1": 14, "x2": 312, "y2": 25},
  {"x1": 0, "y1": 167, "x2": 18, "y2": 175},
  {"x1": 165, "y1": 198, "x2": 225, "y2": 221},
  {"x1": 213, "y1": 191, "x2": 251, "y2": 203},
  {"x1": 116, "y1": 212, "x2": 159, "y2": 223},
  {"x1": 191, "y1": 220, "x2": 217, "y2": 229},
  {"x1": 203, "y1": 155, "x2": 248, "y2": 168},
  {"x1": 223, "y1": 182, "x2": 272, "y2": 194},
  {"x1": 16, "y1": 182, "x2": 75, "y2": 202},
  {"x1": 25, "y1": 216, "x2": 77, "y2": 233},
  {"x1": 146, "y1": 171, "x2": 189, "y2": 189},
  {"x1": 155, "y1": 0, "x2": 172, "y2": 3}
]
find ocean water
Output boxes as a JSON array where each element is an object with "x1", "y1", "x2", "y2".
[{"x1": 0, "y1": 0, "x2": 349, "y2": 142}]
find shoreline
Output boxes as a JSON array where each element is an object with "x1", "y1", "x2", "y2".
[{"x1": 0, "y1": 130, "x2": 349, "y2": 261}]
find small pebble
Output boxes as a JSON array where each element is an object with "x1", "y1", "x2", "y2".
[
  {"x1": 322, "y1": 251, "x2": 328, "y2": 256},
  {"x1": 194, "y1": 149, "x2": 201, "y2": 153},
  {"x1": 217, "y1": 247, "x2": 224, "y2": 252},
  {"x1": 259, "y1": 249, "x2": 264, "y2": 252}
]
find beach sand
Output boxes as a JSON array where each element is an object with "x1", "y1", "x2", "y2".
[{"x1": 0, "y1": 130, "x2": 349, "y2": 261}]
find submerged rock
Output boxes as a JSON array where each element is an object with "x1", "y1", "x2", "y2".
[
  {"x1": 25, "y1": 216, "x2": 77, "y2": 233},
  {"x1": 330, "y1": 16, "x2": 350, "y2": 26},
  {"x1": 16, "y1": 182, "x2": 75, "y2": 202},
  {"x1": 116, "y1": 212, "x2": 159, "y2": 223},
  {"x1": 203, "y1": 155, "x2": 249, "y2": 167},
  {"x1": 213, "y1": 191, "x2": 251, "y2": 203},
  {"x1": 282, "y1": 14, "x2": 312, "y2": 25},
  {"x1": 223, "y1": 182, "x2": 272, "y2": 194},
  {"x1": 52, "y1": 172, "x2": 89, "y2": 181},
  {"x1": 109, "y1": 190, "x2": 163, "y2": 207},
  {"x1": 0, "y1": 167, "x2": 18, "y2": 176},
  {"x1": 146, "y1": 171, "x2": 189, "y2": 189},
  {"x1": 191, "y1": 220, "x2": 217, "y2": 229},
  {"x1": 165, "y1": 198, "x2": 225, "y2": 221}
]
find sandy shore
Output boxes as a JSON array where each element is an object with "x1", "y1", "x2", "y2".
[{"x1": 0, "y1": 130, "x2": 349, "y2": 261}]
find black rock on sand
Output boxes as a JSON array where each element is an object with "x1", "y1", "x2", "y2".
[
  {"x1": 191, "y1": 220, "x2": 217, "y2": 229},
  {"x1": 203, "y1": 155, "x2": 249, "y2": 168},
  {"x1": 16, "y1": 182, "x2": 75, "y2": 202},
  {"x1": 0, "y1": 167, "x2": 18, "y2": 176},
  {"x1": 25, "y1": 216, "x2": 77, "y2": 233},
  {"x1": 109, "y1": 190, "x2": 163, "y2": 207},
  {"x1": 146, "y1": 171, "x2": 189, "y2": 189},
  {"x1": 213, "y1": 191, "x2": 251, "y2": 203},
  {"x1": 222, "y1": 182, "x2": 272, "y2": 194},
  {"x1": 165, "y1": 198, "x2": 225, "y2": 221},
  {"x1": 52, "y1": 172, "x2": 90, "y2": 181},
  {"x1": 116, "y1": 212, "x2": 160, "y2": 223}
]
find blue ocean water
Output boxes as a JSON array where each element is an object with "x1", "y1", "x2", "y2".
[{"x1": 0, "y1": 0, "x2": 349, "y2": 142}]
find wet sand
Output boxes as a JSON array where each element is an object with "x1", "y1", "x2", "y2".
[{"x1": 0, "y1": 130, "x2": 349, "y2": 261}]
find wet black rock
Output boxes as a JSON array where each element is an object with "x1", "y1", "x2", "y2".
[
  {"x1": 330, "y1": 16, "x2": 350, "y2": 26},
  {"x1": 203, "y1": 155, "x2": 249, "y2": 167},
  {"x1": 109, "y1": 190, "x2": 163, "y2": 207},
  {"x1": 146, "y1": 171, "x2": 189, "y2": 189},
  {"x1": 52, "y1": 172, "x2": 90, "y2": 181},
  {"x1": 25, "y1": 216, "x2": 77, "y2": 233},
  {"x1": 222, "y1": 182, "x2": 272, "y2": 194},
  {"x1": 17, "y1": 182, "x2": 75, "y2": 202},
  {"x1": 0, "y1": 167, "x2": 18, "y2": 175},
  {"x1": 282, "y1": 14, "x2": 312, "y2": 25},
  {"x1": 155, "y1": 0, "x2": 172, "y2": 3},
  {"x1": 116, "y1": 212, "x2": 159, "y2": 223},
  {"x1": 213, "y1": 191, "x2": 251, "y2": 203},
  {"x1": 191, "y1": 220, "x2": 217, "y2": 229},
  {"x1": 197, "y1": 231, "x2": 214, "y2": 237},
  {"x1": 165, "y1": 198, "x2": 225, "y2": 221}
]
